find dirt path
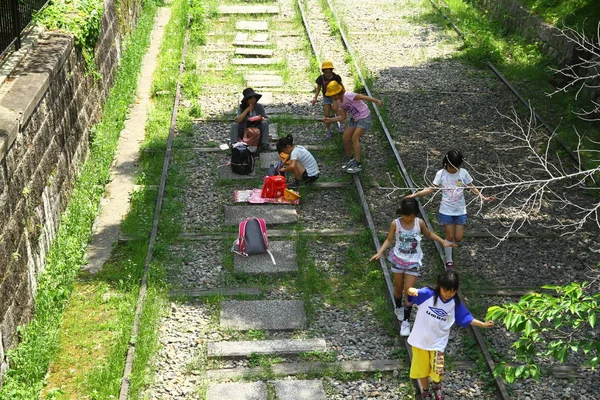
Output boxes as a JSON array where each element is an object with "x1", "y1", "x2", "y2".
[{"x1": 83, "y1": 6, "x2": 172, "y2": 274}]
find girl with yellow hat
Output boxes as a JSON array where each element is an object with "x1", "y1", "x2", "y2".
[
  {"x1": 323, "y1": 81, "x2": 383, "y2": 173},
  {"x1": 311, "y1": 61, "x2": 343, "y2": 139}
]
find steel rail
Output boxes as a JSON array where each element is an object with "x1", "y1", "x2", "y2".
[
  {"x1": 429, "y1": 0, "x2": 579, "y2": 165},
  {"x1": 118, "y1": 16, "x2": 191, "y2": 400},
  {"x1": 318, "y1": 0, "x2": 511, "y2": 399},
  {"x1": 295, "y1": 1, "x2": 423, "y2": 397}
]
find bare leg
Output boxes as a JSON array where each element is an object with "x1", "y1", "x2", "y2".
[
  {"x1": 351, "y1": 127, "x2": 366, "y2": 162},
  {"x1": 453, "y1": 224, "x2": 465, "y2": 243},
  {"x1": 342, "y1": 126, "x2": 355, "y2": 158},
  {"x1": 290, "y1": 162, "x2": 306, "y2": 181},
  {"x1": 403, "y1": 274, "x2": 417, "y2": 305},
  {"x1": 420, "y1": 377, "x2": 429, "y2": 392},
  {"x1": 393, "y1": 272, "x2": 405, "y2": 300},
  {"x1": 323, "y1": 104, "x2": 333, "y2": 129}
]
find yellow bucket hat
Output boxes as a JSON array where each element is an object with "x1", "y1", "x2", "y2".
[
  {"x1": 325, "y1": 81, "x2": 343, "y2": 97},
  {"x1": 321, "y1": 60, "x2": 334, "y2": 70}
]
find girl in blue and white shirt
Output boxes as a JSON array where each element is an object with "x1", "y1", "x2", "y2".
[{"x1": 407, "y1": 270, "x2": 494, "y2": 399}]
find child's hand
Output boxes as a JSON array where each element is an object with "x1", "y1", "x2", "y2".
[
  {"x1": 404, "y1": 193, "x2": 416, "y2": 199},
  {"x1": 369, "y1": 254, "x2": 381, "y2": 262},
  {"x1": 444, "y1": 240, "x2": 457, "y2": 248},
  {"x1": 482, "y1": 320, "x2": 494, "y2": 328},
  {"x1": 481, "y1": 195, "x2": 495, "y2": 202},
  {"x1": 407, "y1": 287, "x2": 418, "y2": 296},
  {"x1": 311, "y1": 99, "x2": 318, "y2": 106},
  {"x1": 323, "y1": 117, "x2": 332, "y2": 124},
  {"x1": 376, "y1": 99, "x2": 383, "y2": 107}
]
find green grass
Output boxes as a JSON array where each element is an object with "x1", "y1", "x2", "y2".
[
  {"x1": 518, "y1": 0, "x2": 600, "y2": 33},
  {"x1": 0, "y1": 1, "x2": 162, "y2": 399}
]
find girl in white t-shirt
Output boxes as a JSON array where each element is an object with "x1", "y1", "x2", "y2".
[
  {"x1": 277, "y1": 135, "x2": 320, "y2": 190},
  {"x1": 370, "y1": 198, "x2": 455, "y2": 337},
  {"x1": 406, "y1": 150, "x2": 494, "y2": 269},
  {"x1": 407, "y1": 270, "x2": 494, "y2": 399}
]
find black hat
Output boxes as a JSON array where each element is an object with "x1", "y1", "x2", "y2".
[{"x1": 242, "y1": 87, "x2": 262, "y2": 102}]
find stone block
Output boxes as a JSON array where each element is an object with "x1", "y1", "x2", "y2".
[
  {"x1": 274, "y1": 380, "x2": 327, "y2": 400},
  {"x1": 0, "y1": 107, "x2": 20, "y2": 162},
  {"x1": 207, "y1": 382, "x2": 267, "y2": 400},
  {"x1": 234, "y1": 241, "x2": 297, "y2": 274},
  {"x1": 219, "y1": 6, "x2": 278, "y2": 14},
  {"x1": 0, "y1": 306, "x2": 15, "y2": 351},
  {"x1": 220, "y1": 300, "x2": 306, "y2": 330},
  {"x1": 224, "y1": 205, "x2": 298, "y2": 226},
  {"x1": 208, "y1": 338, "x2": 327, "y2": 358},
  {"x1": 235, "y1": 48, "x2": 274, "y2": 57},
  {"x1": 232, "y1": 58, "x2": 282, "y2": 66}
]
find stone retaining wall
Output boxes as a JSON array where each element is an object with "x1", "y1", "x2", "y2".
[
  {"x1": 0, "y1": 0, "x2": 142, "y2": 384},
  {"x1": 480, "y1": 0, "x2": 576, "y2": 65}
]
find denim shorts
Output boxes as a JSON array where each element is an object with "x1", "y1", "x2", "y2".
[
  {"x1": 347, "y1": 115, "x2": 372, "y2": 130},
  {"x1": 438, "y1": 213, "x2": 467, "y2": 225},
  {"x1": 391, "y1": 262, "x2": 420, "y2": 276},
  {"x1": 322, "y1": 95, "x2": 333, "y2": 105}
]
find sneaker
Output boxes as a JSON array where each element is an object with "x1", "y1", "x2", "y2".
[
  {"x1": 432, "y1": 383, "x2": 443, "y2": 400},
  {"x1": 346, "y1": 160, "x2": 362, "y2": 174},
  {"x1": 445, "y1": 261, "x2": 454, "y2": 269},
  {"x1": 341, "y1": 157, "x2": 354, "y2": 171},
  {"x1": 400, "y1": 320, "x2": 411, "y2": 336},
  {"x1": 395, "y1": 308, "x2": 403, "y2": 321},
  {"x1": 325, "y1": 129, "x2": 332, "y2": 139},
  {"x1": 422, "y1": 390, "x2": 433, "y2": 399}
]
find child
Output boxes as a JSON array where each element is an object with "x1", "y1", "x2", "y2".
[
  {"x1": 231, "y1": 88, "x2": 270, "y2": 152},
  {"x1": 311, "y1": 61, "x2": 343, "y2": 139},
  {"x1": 406, "y1": 150, "x2": 494, "y2": 269},
  {"x1": 323, "y1": 81, "x2": 383, "y2": 174},
  {"x1": 370, "y1": 198, "x2": 456, "y2": 336},
  {"x1": 276, "y1": 135, "x2": 320, "y2": 190},
  {"x1": 407, "y1": 270, "x2": 494, "y2": 399}
]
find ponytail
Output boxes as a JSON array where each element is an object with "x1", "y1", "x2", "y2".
[{"x1": 276, "y1": 134, "x2": 294, "y2": 153}]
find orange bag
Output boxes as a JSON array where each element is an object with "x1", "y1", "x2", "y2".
[{"x1": 261, "y1": 175, "x2": 287, "y2": 198}]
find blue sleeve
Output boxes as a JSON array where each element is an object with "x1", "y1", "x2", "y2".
[
  {"x1": 455, "y1": 302, "x2": 474, "y2": 327},
  {"x1": 408, "y1": 287, "x2": 434, "y2": 305}
]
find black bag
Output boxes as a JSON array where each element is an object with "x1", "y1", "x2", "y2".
[{"x1": 231, "y1": 144, "x2": 254, "y2": 175}]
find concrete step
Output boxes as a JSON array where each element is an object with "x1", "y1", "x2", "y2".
[
  {"x1": 207, "y1": 382, "x2": 266, "y2": 400},
  {"x1": 224, "y1": 205, "x2": 298, "y2": 226},
  {"x1": 276, "y1": 380, "x2": 326, "y2": 400},
  {"x1": 247, "y1": 80, "x2": 284, "y2": 88},
  {"x1": 220, "y1": 300, "x2": 306, "y2": 330},
  {"x1": 234, "y1": 241, "x2": 297, "y2": 274},
  {"x1": 207, "y1": 338, "x2": 326, "y2": 358},
  {"x1": 236, "y1": 21, "x2": 269, "y2": 31},
  {"x1": 219, "y1": 5, "x2": 279, "y2": 14},
  {"x1": 232, "y1": 58, "x2": 282, "y2": 65},
  {"x1": 244, "y1": 74, "x2": 283, "y2": 82},
  {"x1": 169, "y1": 287, "x2": 260, "y2": 297},
  {"x1": 235, "y1": 48, "x2": 274, "y2": 57}
]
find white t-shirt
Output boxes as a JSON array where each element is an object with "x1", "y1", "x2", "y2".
[
  {"x1": 291, "y1": 146, "x2": 319, "y2": 177},
  {"x1": 407, "y1": 287, "x2": 473, "y2": 351},
  {"x1": 433, "y1": 168, "x2": 473, "y2": 216}
]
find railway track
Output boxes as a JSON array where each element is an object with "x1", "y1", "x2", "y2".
[{"x1": 121, "y1": 0, "x2": 599, "y2": 399}]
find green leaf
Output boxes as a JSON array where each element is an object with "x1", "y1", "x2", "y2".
[{"x1": 589, "y1": 313, "x2": 597, "y2": 328}]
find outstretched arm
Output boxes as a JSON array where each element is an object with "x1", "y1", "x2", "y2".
[
  {"x1": 323, "y1": 102, "x2": 346, "y2": 123},
  {"x1": 370, "y1": 221, "x2": 396, "y2": 261},
  {"x1": 354, "y1": 93, "x2": 383, "y2": 107},
  {"x1": 467, "y1": 183, "x2": 494, "y2": 201},
  {"x1": 471, "y1": 318, "x2": 494, "y2": 328},
  {"x1": 420, "y1": 220, "x2": 456, "y2": 247},
  {"x1": 405, "y1": 187, "x2": 435, "y2": 199}
]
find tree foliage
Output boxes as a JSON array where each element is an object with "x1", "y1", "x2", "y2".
[{"x1": 486, "y1": 281, "x2": 600, "y2": 383}]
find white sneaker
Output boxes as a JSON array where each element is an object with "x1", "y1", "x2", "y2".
[
  {"x1": 346, "y1": 160, "x2": 362, "y2": 174},
  {"x1": 341, "y1": 157, "x2": 354, "y2": 171},
  {"x1": 395, "y1": 308, "x2": 404, "y2": 321},
  {"x1": 400, "y1": 320, "x2": 411, "y2": 336}
]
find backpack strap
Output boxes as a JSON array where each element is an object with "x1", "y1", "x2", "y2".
[{"x1": 256, "y1": 218, "x2": 275, "y2": 265}]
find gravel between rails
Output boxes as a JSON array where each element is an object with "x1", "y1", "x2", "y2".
[{"x1": 143, "y1": 0, "x2": 600, "y2": 399}]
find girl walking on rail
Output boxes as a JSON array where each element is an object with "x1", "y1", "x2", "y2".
[
  {"x1": 406, "y1": 150, "x2": 494, "y2": 269},
  {"x1": 370, "y1": 198, "x2": 455, "y2": 336},
  {"x1": 311, "y1": 61, "x2": 343, "y2": 139},
  {"x1": 323, "y1": 81, "x2": 383, "y2": 174},
  {"x1": 407, "y1": 270, "x2": 494, "y2": 399}
]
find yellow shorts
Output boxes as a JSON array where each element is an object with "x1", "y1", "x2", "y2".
[{"x1": 410, "y1": 346, "x2": 443, "y2": 382}]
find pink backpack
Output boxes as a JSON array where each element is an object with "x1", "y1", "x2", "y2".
[{"x1": 232, "y1": 217, "x2": 276, "y2": 264}]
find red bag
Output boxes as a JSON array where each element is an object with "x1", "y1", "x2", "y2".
[
  {"x1": 261, "y1": 175, "x2": 287, "y2": 198},
  {"x1": 243, "y1": 127, "x2": 261, "y2": 148}
]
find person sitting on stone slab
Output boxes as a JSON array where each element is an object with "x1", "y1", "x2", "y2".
[{"x1": 231, "y1": 88, "x2": 270, "y2": 152}]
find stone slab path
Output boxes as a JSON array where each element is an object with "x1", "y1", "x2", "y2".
[
  {"x1": 207, "y1": 338, "x2": 326, "y2": 358},
  {"x1": 206, "y1": 382, "x2": 267, "y2": 400},
  {"x1": 234, "y1": 241, "x2": 297, "y2": 274},
  {"x1": 220, "y1": 300, "x2": 306, "y2": 330},
  {"x1": 275, "y1": 380, "x2": 327, "y2": 400},
  {"x1": 223, "y1": 205, "x2": 298, "y2": 225}
]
